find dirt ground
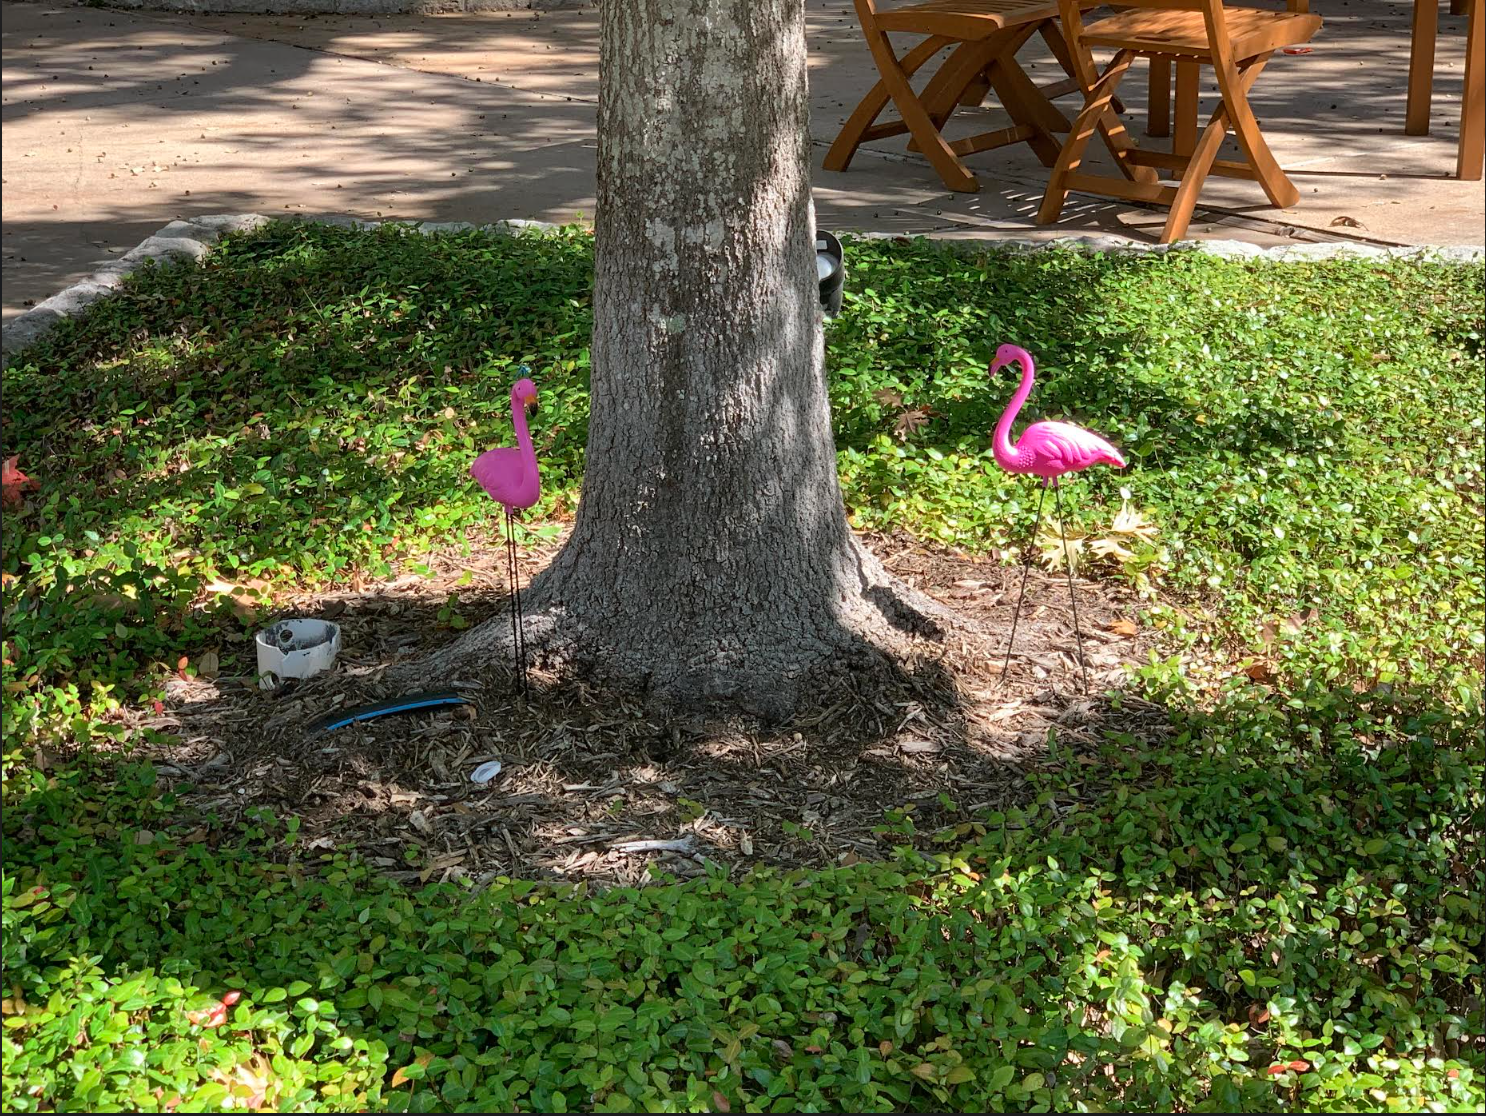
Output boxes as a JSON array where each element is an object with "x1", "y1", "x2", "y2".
[{"x1": 137, "y1": 530, "x2": 1172, "y2": 887}]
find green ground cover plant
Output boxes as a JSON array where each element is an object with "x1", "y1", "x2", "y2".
[{"x1": 2, "y1": 223, "x2": 1481, "y2": 1111}]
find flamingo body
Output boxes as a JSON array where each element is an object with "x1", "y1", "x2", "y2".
[
  {"x1": 472, "y1": 374, "x2": 541, "y2": 695},
  {"x1": 989, "y1": 344, "x2": 1124, "y2": 692},
  {"x1": 990, "y1": 344, "x2": 1125, "y2": 483},
  {"x1": 1001, "y1": 419, "x2": 1126, "y2": 480},
  {"x1": 471, "y1": 377, "x2": 540, "y2": 509}
]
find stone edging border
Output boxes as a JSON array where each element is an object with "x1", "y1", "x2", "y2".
[{"x1": 4, "y1": 213, "x2": 1483, "y2": 359}]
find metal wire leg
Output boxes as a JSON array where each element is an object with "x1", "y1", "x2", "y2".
[
  {"x1": 505, "y1": 507, "x2": 527, "y2": 696},
  {"x1": 1000, "y1": 480, "x2": 1048, "y2": 683},
  {"x1": 1053, "y1": 483, "x2": 1090, "y2": 694}
]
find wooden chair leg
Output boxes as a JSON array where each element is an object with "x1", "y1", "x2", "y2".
[
  {"x1": 920, "y1": 28, "x2": 1028, "y2": 132},
  {"x1": 1038, "y1": 50, "x2": 1138, "y2": 225},
  {"x1": 1054, "y1": 22, "x2": 1154, "y2": 185},
  {"x1": 994, "y1": 47, "x2": 1073, "y2": 137},
  {"x1": 1096, "y1": 102, "x2": 1157, "y2": 184},
  {"x1": 921, "y1": 37, "x2": 1003, "y2": 125},
  {"x1": 1461, "y1": 0, "x2": 1484, "y2": 179},
  {"x1": 957, "y1": 74, "x2": 991, "y2": 108},
  {"x1": 1040, "y1": 23, "x2": 1124, "y2": 115},
  {"x1": 1174, "y1": 61, "x2": 1200, "y2": 160},
  {"x1": 1162, "y1": 101, "x2": 1234, "y2": 243},
  {"x1": 1213, "y1": 54, "x2": 1298, "y2": 209},
  {"x1": 1408, "y1": 0, "x2": 1438, "y2": 135},
  {"x1": 823, "y1": 36, "x2": 948, "y2": 173},
  {"x1": 987, "y1": 57, "x2": 1064, "y2": 166},
  {"x1": 864, "y1": 29, "x2": 982, "y2": 192},
  {"x1": 1148, "y1": 58, "x2": 1172, "y2": 137}
]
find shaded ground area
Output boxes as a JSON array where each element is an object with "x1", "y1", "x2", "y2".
[
  {"x1": 5, "y1": 0, "x2": 1482, "y2": 318},
  {"x1": 141, "y1": 531, "x2": 1166, "y2": 886}
]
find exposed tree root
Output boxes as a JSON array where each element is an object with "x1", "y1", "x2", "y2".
[{"x1": 395, "y1": 535, "x2": 993, "y2": 723}]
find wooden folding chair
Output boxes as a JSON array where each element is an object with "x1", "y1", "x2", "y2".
[
  {"x1": 1145, "y1": 1, "x2": 1311, "y2": 146},
  {"x1": 1038, "y1": 0, "x2": 1322, "y2": 243},
  {"x1": 823, "y1": 0, "x2": 1132, "y2": 192}
]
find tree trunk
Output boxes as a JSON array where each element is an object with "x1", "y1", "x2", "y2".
[{"x1": 421, "y1": 0, "x2": 960, "y2": 718}]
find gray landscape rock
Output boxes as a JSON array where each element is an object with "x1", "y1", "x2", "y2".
[
  {"x1": 192, "y1": 214, "x2": 272, "y2": 235},
  {"x1": 1, "y1": 309, "x2": 65, "y2": 357},
  {"x1": 121, "y1": 236, "x2": 213, "y2": 266}
]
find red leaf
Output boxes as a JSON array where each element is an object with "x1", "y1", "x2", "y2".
[
  {"x1": 1288, "y1": 1060, "x2": 1310, "y2": 1072},
  {"x1": 187, "y1": 990, "x2": 240, "y2": 1028},
  {"x1": 1, "y1": 456, "x2": 38, "y2": 508},
  {"x1": 1448, "y1": 1069, "x2": 1460, "y2": 1080},
  {"x1": 712, "y1": 1091, "x2": 730, "y2": 1112},
  {"x1": 153, "y1": 700, "x2": 165, "y2": 714},
  {"x1": 1267, "y1": 1065, "x2": 1287, "y2": 1076},
  {"x1": 187, "y1": 1004, "x2": 228, "y2": 1028},
  {"x1": 177, "y1": 655, "x2": 189, "y2": 680}
]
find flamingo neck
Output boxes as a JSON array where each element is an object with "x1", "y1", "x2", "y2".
[
  {"x1": 994, "y1": 351, "x2": 1036, "y2": 466},
  {"x1": 510, "y1": 395, "x2": 535, "y2": 469}
]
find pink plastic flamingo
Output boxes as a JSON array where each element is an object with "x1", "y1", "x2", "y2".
[
  {"x1": 471, "y1": 373, "x2": 540, "y2": 693},
  {"x1": 990, "y1": 344, "x2": 1125, "y2": 692}
]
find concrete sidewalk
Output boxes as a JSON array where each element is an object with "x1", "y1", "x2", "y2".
[{"x1": 4, "y1": 0, "x2": 1482, "y2": 320}]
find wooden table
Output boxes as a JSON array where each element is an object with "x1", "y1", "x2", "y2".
[{"x1": 1407, "y1": 0, "x2": 1483, "y2": 180}]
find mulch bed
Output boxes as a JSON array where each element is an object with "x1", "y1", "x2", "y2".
[{"x1": 144, "y1": 532, "x2": 1171, "y2": 886}]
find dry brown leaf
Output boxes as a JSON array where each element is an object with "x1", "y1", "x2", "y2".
[
  {"x1": 197, "y1": 651, "x2": 220, "y2": 679},
  {"x1": 712, "y1": 1090, "x2": 731, "y2": 1112},
  {"x1": 1329, "y1": 215, "x2": 1366, "y2": 229},
  {"x1": 879, "y1": 1040, "x2": 894, "y2": 1057},
  {"x1": 1244, "y1": 661, "x2": 1277, "y2": 684},
  {"x1": 1108, "y1": 618, "x2": 1139, "y2": 637},
  {"x1": 893, "y1": 407, "x2": 931, "y2": 440},
  {"x1": 873, "y1": 388, "x2": 904, "y2": 408},
  {"x1": 390, "y1": 1053, "x2": 433, "y2": 1089}
]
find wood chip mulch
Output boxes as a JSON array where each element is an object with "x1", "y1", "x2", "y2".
[{"x1": 139, "y1": 531, "x2": 1172, "y2": 887}]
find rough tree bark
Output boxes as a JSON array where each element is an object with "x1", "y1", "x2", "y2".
[{"x1": 422, "y1": 0, "x2": 962, "y2": 717}]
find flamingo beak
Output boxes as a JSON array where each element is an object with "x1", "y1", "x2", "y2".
[{"x1": 989, "y1": 357, "x2": 1008, "y2": 374}]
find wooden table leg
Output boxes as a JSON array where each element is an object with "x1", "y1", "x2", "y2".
[
  {"x1": 1461, "y1": 0, "x2": 1484, "y2": 178},
  {"x1": 1148, "y1": 57, "x2": 1172, "y2": 137},
  {"x1": 1408, "y1": 0, "x2": 1439, "y2": 135}
]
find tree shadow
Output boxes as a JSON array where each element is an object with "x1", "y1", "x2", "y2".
[
  {"x1": 130, "y1": 530, "x2": 1160, "y2": 888},
  {"x1": 5, "y1": 635, "x2": 1478, "y2": 1111}
]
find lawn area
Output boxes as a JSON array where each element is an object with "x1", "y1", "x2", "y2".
[{"x1": 2, "y1": 223, "x2": 1482, "y2": 1112}]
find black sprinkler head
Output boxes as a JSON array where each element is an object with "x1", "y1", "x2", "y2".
[{"x1": 816, "y1": 230, "x2": 844, "y2": 319}]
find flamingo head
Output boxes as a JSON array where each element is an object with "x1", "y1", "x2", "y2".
[
  {"x1": 510, "y1": 376, "x2": 539, "y2": 414},
  {"x1": 989, "y1": 343, "x2": 1033, "y2": 376}
]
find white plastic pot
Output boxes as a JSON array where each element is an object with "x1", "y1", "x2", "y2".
[{"x1": 255, "y1": 618, "x2": 342, "y2": 690}]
